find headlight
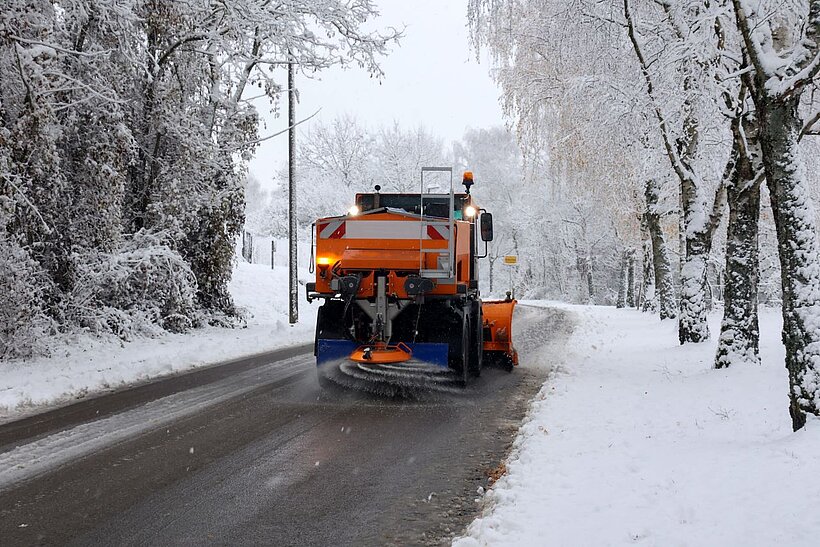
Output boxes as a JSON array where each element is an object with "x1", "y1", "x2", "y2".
[
  {"x1": 464, "y1": 205, "x2": 477, "y2": 218},
  {"x1": 348, "y1": 205, "x2": 360, "y2": 216}
]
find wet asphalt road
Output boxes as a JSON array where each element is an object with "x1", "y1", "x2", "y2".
[{"x1": 0, "y1": 305, "x2": 574, "y2": 546}]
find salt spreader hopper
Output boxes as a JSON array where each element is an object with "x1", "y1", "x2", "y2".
[{"x1": 306, "y1": 168, "x2": 518, "y2": 390}]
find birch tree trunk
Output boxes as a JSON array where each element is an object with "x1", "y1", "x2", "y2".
[
  {"x1": 626, "y1": 249, "x2": 636, "y2": 307},
  {"x1": 731, "y1": 0, "x2": 820, "y2": 429},
  {"x1": 677, "y1": 114, "x2": 712, "y2": 343},
  {"x1": 641, "y1": 239, "x2": 658, "y2": 312},
  {"x1": 624, "y1": 0, "x2": 709, "y2": 340},
  {"x1": 759, "y1": 97, "x2": 820, "y2": 429},
  {"x1": 644, "y1": 178, "x2": 677, "y2": 319},
  {"x1": 716, "y1": 111, "x2": 762, "y2": 369},
  {"x1": 617, "y1": 251, "x2": 628, "y2": 308}
]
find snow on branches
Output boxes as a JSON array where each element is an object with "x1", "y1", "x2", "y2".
[
  {"x1": 470, "y1": 0, "x2": 820, "y2": 428},
  {"x1": 0, "y1": 0, "x2": 397, "y2": 357}
]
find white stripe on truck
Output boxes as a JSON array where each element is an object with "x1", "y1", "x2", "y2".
[{"x1": 319, "y1": 219, "x2": 451, "y2": 240}]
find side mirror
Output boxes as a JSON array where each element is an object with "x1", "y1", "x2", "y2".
[{"x1": 480, "y1": 212, "x2": 494, "y2": 242}]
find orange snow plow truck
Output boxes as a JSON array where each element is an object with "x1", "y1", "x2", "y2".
[{"x1": 306, "y1": 167, "x2": 518, "y2": 390}]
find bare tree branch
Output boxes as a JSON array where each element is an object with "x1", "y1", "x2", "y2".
[
  {"x1": 800, "y1": 109, "x2": 820, "y2": 141},
  {"x1": 9, "y1": 36, "x2": 113, "y2": 58},
  {"x1": 623, "y1": 0, "x2": 695, "y2": 187},
  {"x1": 730, "y1": 0, "x2": 768, "y2": 85},
  {"x1": 225, "y1": 107, "x2": 322, "y2": 149}
]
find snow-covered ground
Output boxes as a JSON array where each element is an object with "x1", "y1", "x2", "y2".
[
  {"x1": 456, "y1": 304, "x2": 820, "y2": 546},
  {"x1": 0, "y1": 262, "x2": 319, "y2": 421},
  {"x1": 7, "y1": 275, "x2": 818, "y2": 546}
]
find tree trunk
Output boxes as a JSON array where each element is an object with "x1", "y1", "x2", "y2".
[
  {"x1": 641, "y1": 239, "x2": 658, "y2": 312},
  {"x1": 758, "y1": 97, "x2": 820, "y2": 430},
  {"x1": 644, "y1": 178, "x2": 677, "y2": 319},
  {"x1": 575, "y1": 243, "x2": 593, "y2": 304},
  {"x1": 626, "y1": 249, "x2": 636, "y2": 307},
  {"x1": 678, "y1": 189, "x2": 711, "y2": 343},
  {"x1": 617, "y1": 251, "x2": 628, "y2": 308},
  {"x1": 716, "y1": 117, "x2": 761, "y2": 369},
  {"x1": 624, "y1": 0, "x2": 709, "y2": 337}
]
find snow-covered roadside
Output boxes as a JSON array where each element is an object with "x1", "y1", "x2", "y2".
[
  {"x1": 0, "y1": 262, "x2": 319, "y2": 421},
  {"x1": 456, "y1": 304, "x2": 820, "y2": 546}
]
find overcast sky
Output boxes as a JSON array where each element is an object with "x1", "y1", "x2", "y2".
[{"x1": 247, "y1": 0, "x2": 506, "y2": 184}]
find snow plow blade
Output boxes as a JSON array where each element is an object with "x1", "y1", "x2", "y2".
[{"x1": 481, "y1": 296, "x2": 518, "y2": 371}]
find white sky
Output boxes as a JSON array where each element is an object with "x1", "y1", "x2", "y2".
[{"x1": 247, "y1": 0, "x2": 505, "y2": 184}]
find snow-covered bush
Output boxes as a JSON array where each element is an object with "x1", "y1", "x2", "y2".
[
  {"x1": 68, "y1": 231, "x2": 200, "y2": 338},
  {"x1": 0, "y1": 233, "x2": 50, "y2": 358},
  {"x1": 0, "y1": 0, "x2": 396, "y2": 358}
]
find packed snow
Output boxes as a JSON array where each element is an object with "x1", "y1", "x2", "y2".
[
  {"x1": 456, "y1": 303, "x2": 820, "y2": 546},
  {"x1": 0, "y1": 261, "x2": 318, "y2": 421}
]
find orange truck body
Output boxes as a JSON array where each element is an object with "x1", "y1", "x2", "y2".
[{"x1": 312, "y1": 210, "x2": 472, "y2": 299}]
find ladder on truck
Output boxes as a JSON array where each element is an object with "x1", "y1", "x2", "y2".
[{"x1": 419, "y1": 167, "x2": 455, "y2": 281}]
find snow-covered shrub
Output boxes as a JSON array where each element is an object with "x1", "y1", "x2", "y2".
[
  {"x1": 0, "y1": 233, "x2": 51, "y2": 358},
  {"x1": 68, "y1": 231, "x2": 200, "y2": 338}
]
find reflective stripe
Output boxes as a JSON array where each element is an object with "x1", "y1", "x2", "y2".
[
  {"x1": 321, "y1": 220, "x2": 451, "y2": 240},
  {"x1": 346, "y1": 220, "x2": 448, "y2": 240},
  {"x1": 426, "y1": 225, "x2": 446, "y2": 240},
  {"x1": 319, "y1": 220, "x2": 346, "y2": 239}
]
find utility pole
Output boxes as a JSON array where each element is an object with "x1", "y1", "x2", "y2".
[{"x1": 288, "y1": 56, "x2": 298, "y2": 324}]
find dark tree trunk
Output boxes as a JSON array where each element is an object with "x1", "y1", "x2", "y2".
[
  {"x1": 617, "y1": 251, "x2": 628, "y2": 308},
  {"x1": 757, "y1": 97, "x2": 820, "y2": 430},
  {"x1": 575, "y1": 244, "x2": 594, "y2": 304},
  {"x1": 640, "y1": 239, "x2": 658, "y2": 312},
  {"x1": 626, "y1": 249, "x2": 636, "y2": 307},
  {"x1": 678, "y1": 224, "x2": 711, "y2": 343},
  {"x1": 716, "y1": 113, "x2": 762, "y2": 369},
  {"x1": 644, "y1": 178, "x2": 677, "y2": 319},
  {"x1": 676, "y1": 109, "x2": 712, "y2": 343}
]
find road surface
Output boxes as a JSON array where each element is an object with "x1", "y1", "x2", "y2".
[{"x1": 0, "y1": 305, "x2": 574, "y2": 546}]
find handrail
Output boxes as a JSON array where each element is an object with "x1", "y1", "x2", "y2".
[{"x1": 419, "y1": 167, "x2": 454, "y2": 278}]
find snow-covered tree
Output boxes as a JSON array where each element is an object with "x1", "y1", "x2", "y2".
[
  {"x1": 0, "y1": 0, "x2": 398, "y2": 354},
  {"x1": 730, "y1": 0, "x2": 820, "y2": 429},
  {"x1": 373, "y1": 122, "x2": 447, "y2": 192},
  {"x1": 298, "y1": 115, "x2": 375, "y2": 190},
  {"x1": 467, "y1": 0, "x2": 666, "y2": 304}
]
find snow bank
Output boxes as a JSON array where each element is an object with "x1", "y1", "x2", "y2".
[
  {"x1": 456, "y1": 304, "x2": 820, "y2": 546},
  {"x1": 0, "y1": 262, "x2": 318, "y2": 421}
]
